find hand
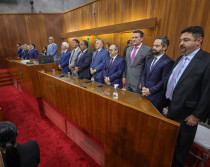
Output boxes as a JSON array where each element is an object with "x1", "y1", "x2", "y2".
[
  {"x1": 185, "y1": 114, "x2": 200, "y2": 126},
  {"x1": 104, "y1": 77, "x2": 109, "y2": 83},
  {"x1": 75, "y1": 67, "x2": 79, "y2": 73},
  {"x1": 139, "y1": 84, "x2": 142, "y2": 89},
  {"x1": 58, "y1": 65, "x2": 62, "y2": 70},
  {"x1": 122, "y1": 78, "x2": 126, "y2": 84},
  {"x1": 107, "y1": 81, "x2": 111, "y2": 85},
  {"x1": 69, "y1": 66, "x2": 73, "y2": 71},
  {"x1": 90, "y1": 69, "x2": 96, "y2": 75},
  {"x1": 142, "y1": 87, "x2": 151, "y2": 96}
]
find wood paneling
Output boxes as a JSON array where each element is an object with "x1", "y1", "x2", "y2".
[
  {"x1": 38, "y1": 71, "x2": 180, "y2": 167},
  {"x1": 0, "y1": 13, "x2": 62, "y2": 68},
  {"x1": 63, "y1": 0, "x2": 210, "y2": 60}
]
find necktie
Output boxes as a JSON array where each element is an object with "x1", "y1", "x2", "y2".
[
  {"x1": 166, "y1": 56, "x2": 187, "y2": 99},
  {"x1": 150, "y1": 57, "x2": 158, "y2": 72},
  {"x1": 131, "y1": 46, "x2": 139, "y2": 64},
  {"x1": 69, "y1": 50, "x2": 75, "y2": 64},
  {"x1": 108, "y1": 58, "x2": 114, "y2": 73},
  {"x1": 93, "y1": 51, "x2": 99, "y2": 61}
]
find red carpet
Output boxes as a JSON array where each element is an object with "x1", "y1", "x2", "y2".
[{"x1": 0, "y1": 85, "x2": 100, "y2": 167}]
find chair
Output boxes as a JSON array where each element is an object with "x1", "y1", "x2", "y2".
[
  {"x1": 0, "y1": 108, "x2": 3, "y2": 122},
  {"x1": 189, "y1": 122, "x2": 210, "y2": 167}
]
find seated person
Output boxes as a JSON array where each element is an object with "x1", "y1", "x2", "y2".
[
  {"x1": 74, "y1": 40, "x2": 92, "y2": 80},
  {"x1": 103, "y1": 44, "x2": 125, "y2": 88},
  {"x1": 0, "y1": 121, "x2": 40, "y2": 167},
  {"x1": 27, "y1": 44, "x2": 38, "y2": 59},
  {"x1": 58, "y1": 42, "x2": 71, "y2": 74}
]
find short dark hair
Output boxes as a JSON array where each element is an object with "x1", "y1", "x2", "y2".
[
  {"x1": 181, "y1": 26, "x2": 204, "y2": 40},
  {"x1": 31, "y1": 43, "x2": 36, "y2": 48},
  {"x1": 82, "y1": 40, "x2": 88, "y2": 48},
  {"x1": 127, "y1": 40, "x2": 132, "y2": 45},
  {"x1": 156, "y1": 36, "x2": 170, "y2": 48},
  {"x1": 72, "y1": 39, "x2": 80, "y2": 44},
  {"x1": 133, "y1": 30, "x2": 144, "y2": 38}
]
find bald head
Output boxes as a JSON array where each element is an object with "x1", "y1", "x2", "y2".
[{"x1": 48, "y1": 37, "x2": 54, "y2": 44}]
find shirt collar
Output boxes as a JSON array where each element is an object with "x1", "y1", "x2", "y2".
[
  {"x1": 184, "y1": 48, "x2": 200, "y2": 61},
  {"x1": 97, "y1": 48, "x2": 102, "y2": 52},
  {"x1": 110, "y1": 55, "x2": 118, "y2": 61},
  {"x1": 82, "y1": 49, "x2": 88, "y2": 53},
  {"x1": 154, "y1": 54, "x2": 164, "y2": 60}
]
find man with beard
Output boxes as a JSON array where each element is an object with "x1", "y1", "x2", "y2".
[
  {"x1": 141, "y1": 36, "x2": 174, "y2": 112},
  {"x1": 164, "y1": 26, "x2": 210, "y2": 167}
]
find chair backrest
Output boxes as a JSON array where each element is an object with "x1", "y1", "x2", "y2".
[{"x1": 194, "y1": 122, "x2": 210, "y2": 150}]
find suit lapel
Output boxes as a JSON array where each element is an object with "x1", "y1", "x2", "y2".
[
  {"x1": 109, "y1": 55, "x2": 119, "y2": 72},
  {"x1": 127, "y1": 46, "x2": 133, "y2": 65},
  {"x1": 175, "y1": 50, "x2": 203, "y2": 89},
  {"x1": 149, "y1": 54, "x2": 166, "y2": 75},
  {"x1": 132, "y1": 44, "x2": 143, "y2": 66}
]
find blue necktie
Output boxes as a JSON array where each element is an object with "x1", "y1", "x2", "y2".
[{"x1": 150, "y1": 57, "x2": 158, "y2": 72}]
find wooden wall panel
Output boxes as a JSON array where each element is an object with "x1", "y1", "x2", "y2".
[
  {"x1": 0, "y1": 14, "x2": 62, "y2": 68},
  {"x1": 63, "y1": 0, "x2": 210, "y2": 60}
]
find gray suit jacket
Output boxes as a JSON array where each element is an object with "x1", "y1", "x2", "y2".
[
  {"x1": 123, "y1": 44, "x2": 152, "y2": 93},
  {"x1": 69, "y1": 47, "x2": 81, "y2": 68}
]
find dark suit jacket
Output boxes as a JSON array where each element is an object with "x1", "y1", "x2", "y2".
[
  {"x1": 90, "y1": 48, "x2": 109, "y2": 79},
  {"x1": 59, "y1": 49, "x2": 71, "y2": 73},
  {"x1": 103, "y1": 55, "x2": 125, "y2": 88},
  {"x1": 141, "y1": 54, "x2": 174, "y2": 111},
  {"x1": 22, "y1": 50, "x2": 28, "y2": 59},
  {"x1": 27, "y1": 48, "x2": 38, "y2": 59},
  {"x1": 74, "y1": 50, "x2": 92, "y2": 80},
  {"x1": 18, "y1": 47, "x2": 23, "y2": 58},
  {"x1": 163, "y1": 49, "x2": 210, "y2": 121},
  {"x1": 2, "y1": 140, "x2": 40, "y2": 167}
]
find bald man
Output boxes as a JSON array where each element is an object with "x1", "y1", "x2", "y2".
[{"x1": 47, "y1": 37, "x2": 58, "y2": 62}]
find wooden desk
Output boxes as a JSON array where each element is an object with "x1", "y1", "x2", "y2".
[{"x1": 39, "y1": 71, "x2": 180, "y2": 167}]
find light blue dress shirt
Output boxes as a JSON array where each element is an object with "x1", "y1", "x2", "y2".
[{"x1": 167, "y1": 48, "x2": 200, "y2": 100}]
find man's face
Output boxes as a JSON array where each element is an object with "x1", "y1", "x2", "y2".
[
  {"x1": 132, "y1": 33, "x2": 143, "y2": 46},
  {"x1": 179, "y1": 32, "x2": 201, "y2": 55},
  {"x1": 48, "y1": 37, "x2": 54, "y2": 44},
  {"x1": 61, "y1": 44, "x2": 66, "y2": 50},
  {"x1": 79, "y1": 41, "x2": 86, "y2": 51},
  {"x1": 152, "y1": 39, "x2": 165, "y2": 56},
  {"x1": 128, "y1": 41, "x2": 133, "y2": 47},
  {"x1": 109, "y1": 45, "x2": 118, "y2": 57},
  {"x1": 95, "y1": 40, "x2": 103, "y2": 50},
  {"x1": 72, "y1": 41, "x2": 78, "y2": 48}
]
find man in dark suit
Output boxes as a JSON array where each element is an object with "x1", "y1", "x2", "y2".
[
  {"x1": 164, "y1": 26, "x2": 210, "y2": 167},
  {"x1": 141, "y1": 36, "x2": 174, "y2": 113},
  {"x1": 123, "y1": 30, "x2": 152, "y2": 93},
  {"x1": 27, "y1": 43, "x2": 38, "y2": 59},
  {"x1": 58, "y1": 42, "x2": 71, "y2": 74},
  {"x1": 74, "y1": 40, "x2": 92, "y2": 80},
  {"x1": 21, "y1": 44, "x2": 28, "y2": 59},
  {"x1": 123, "y1": 40, "x2": 132, "y2": 58},
  {"x1": 103, "y1": 44, "x2": 125, "y2": 88},
  {"x1": 90, "y1": 39, "x2": 109, "y2": 84}
]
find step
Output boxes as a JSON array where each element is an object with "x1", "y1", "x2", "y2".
[
  {"x1": 0, "y1": 69, "x2": 8, "y2": 73},
  {"x1": 0, "y1": 75, "x2": 10, "y2": 79},
  {"x1": 0, "y1": 72, "x2": 9, "y2": 76},
  {"x1": 0, "y1": 82, "x2": 13, "y2": 87},
  {"x1": 0, "y1": 78, "x2": 13, "y2": 83}
]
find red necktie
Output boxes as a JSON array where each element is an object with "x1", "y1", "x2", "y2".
[{"x1": 93, "y1": 51, "x2": 98, "y2": 61}]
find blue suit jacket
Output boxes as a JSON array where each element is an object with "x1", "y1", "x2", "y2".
[
  {"x1": 103, "y1": 55, "x2": 125, "y2": 88},
  {"x1": 18, "y1": 47, "x2": 22, "y2": 58},
  {"x1": 47, "y1": 43, "x2": 58, "y2": 62},
  {"x1": 90, "y1": 48, "x2": 109, "y2": 79},
  {"x1": 22, "y1": 50, "x2": 28, "y2": 59},
  {"x1": 28, "y1": 48, "x2": 38, "y2": 59},
  {"x1": 141, "y1": 54, "x2": 174, "y2": 111},
  {"x1": 74, "y1": 50, "x2": 92, "y2": 79},
  {"x1": 59, "y1": 49, "x2": 71, "y2": 73}
]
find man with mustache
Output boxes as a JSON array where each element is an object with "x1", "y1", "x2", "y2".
[
  {"x1": 141, "y1": 36, "x2": 174, "y2": 113},
  {"x1": 164, "y1": 26, "x2": 210, "y2": 167}
]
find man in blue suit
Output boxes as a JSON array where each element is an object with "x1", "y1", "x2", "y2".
[
  {"x1": 47, "y1": 37, "x2": 58, "y2": 62},
  {"x1": 90, "y1": 39, "x2": 109, "y2": 84},
  {"x1": 141, "y1": 36, "x2": 174, "y2": 113},
  {"x1": 21, "y1": 44, "x2": 28, "y2": 59},
  {"x1": 27, "y1": 44, "x2": 38, "y2": 59},
  {"x1": 74, "y1": 40, "x2": 92, "y2": 80},
  {"x1": 58, "y1": 42, "x2": 71, "y2": 74},
  {"x1": 103, "y1": 44, "x2": 125, "y2": 88},
  {"x1": 17, "y1": 43, "x2": 22, "y2": 59}
]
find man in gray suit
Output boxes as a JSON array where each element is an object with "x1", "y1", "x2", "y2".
[
  {"x1": 123, "y1": 30, "x2": 152, "y2": 93},
  {"x1": 69, "y1": 39, "x2": 81, "y2": 73}
]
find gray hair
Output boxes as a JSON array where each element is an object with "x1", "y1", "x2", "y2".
[
  {"x1": 62, "y1": 42, "x2": 69, "y2": 49},
  {"x1": 96, "y1": 39, "x2": 104, "y2": 46},
  {"x1": 112, "y1": 44, "x2": 119, "y2": 51}
]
